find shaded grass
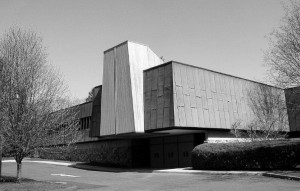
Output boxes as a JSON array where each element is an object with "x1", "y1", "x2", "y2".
[{"x1": 0, "y1": 176, "x2": 105, "y2": 191}]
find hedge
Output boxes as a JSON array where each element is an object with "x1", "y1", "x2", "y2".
[
  {"x1": 38, "y1": 143, "x2": 132, "y2": 167},
  {"x1": 191, "y1": 139, "x2": 300, "y2": 170}
]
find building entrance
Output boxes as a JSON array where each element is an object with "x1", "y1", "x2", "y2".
[{"x1": 150, "y1": 133, "x2": 205, "y2": 168}]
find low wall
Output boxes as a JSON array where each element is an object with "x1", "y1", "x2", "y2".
[{"x1": 38, "y1": 139, "x2": 133, "y2": 167}]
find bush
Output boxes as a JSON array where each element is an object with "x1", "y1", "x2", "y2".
[
  {"x1": 38, "y1": 144, "x2": 132, "y2": 167},
  {"x1": 191, "y1": 139, "x2": 300, "y2": 170}
]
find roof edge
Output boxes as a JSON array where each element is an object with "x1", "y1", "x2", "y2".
[
  {"x1": 103, "y1": 40, "x2": 150, "y2": 53},
  {"x1": 144, "y1": 61, "x2": 282, "y2": 89}
]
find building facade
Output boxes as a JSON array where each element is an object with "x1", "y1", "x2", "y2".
[{"x1": 57, "y1": 41, "x2": 297, "y2": 168}]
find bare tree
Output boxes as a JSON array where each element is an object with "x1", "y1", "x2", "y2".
[
  {"x1": 85, "y1": 86, "x2": 101, "y2": 102},
  {"x1": 231, "y1": 84, "x2": 288, "y2": 141},
  {"x1": 85, "y1": 89, "x2": 94, "y2": 102},
  {"x1": 0, "y1": 28, "x2": 80, "y2": 180},
  {"x1": 0, "y1": 59, "x2": 3, "y2": 177},
  {"x1": 265, "y1": 1, "x2": 300, "y2": 88}
]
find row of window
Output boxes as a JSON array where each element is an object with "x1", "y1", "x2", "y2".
[
  {"x1": 48, "y1": 123, "x2": 67, "y2": 135},
  {"x1": 48, "y1": 117, "x2": 91, "y2": 135},
  {"x1": 79, "y1": 117, "x2": 91, "y2": 130}
]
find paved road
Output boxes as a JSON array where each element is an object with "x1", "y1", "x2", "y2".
[{"x1": 2, "y1": 161, "x2": 300, "y2": 191}]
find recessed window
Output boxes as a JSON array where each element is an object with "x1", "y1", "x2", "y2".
[
  {"x1": 183, "y1": 152, "x2": 189, "y2": 157},
  {"x1": 79, "y1": 117, "x2": 91, "y2": 130}
]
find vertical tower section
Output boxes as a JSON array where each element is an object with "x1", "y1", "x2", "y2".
[
  {"x1": 100, "y1": 41, "x2": 163, "y2": 136},
  {"x1": 100, "y1": 48, "x2": 116, "y2": 136}
]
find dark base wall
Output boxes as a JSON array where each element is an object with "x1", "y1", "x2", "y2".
[
  {"x1": 38, "y1": 133, "x2": 206, "y2": 168},
  {"x1": 288, "y1": 131, "x2": 300, "y2": 138},
  {"x1": 132, "y1": 139, "x2": 150, "y2": 167},
  {"x1": 38, "y1": 139, "x2": 150, "y2": 167}
]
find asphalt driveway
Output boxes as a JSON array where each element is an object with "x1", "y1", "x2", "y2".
[{"x1": 1, "y1": 159, "x2": 300, "y2": 191}]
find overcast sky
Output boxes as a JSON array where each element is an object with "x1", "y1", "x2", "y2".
[{"x1": 0, "y1": 0, "x2": 286, "y2": 100}]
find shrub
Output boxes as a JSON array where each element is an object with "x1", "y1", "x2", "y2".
[
  {"x1": 191, "y1": 139, "x2": 300, "y2": 170},
  {"x1": 37, "y1": 144, "x2": 132, "y2": 167}
]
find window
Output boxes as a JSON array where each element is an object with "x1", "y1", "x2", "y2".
[
  {"x1": 79, "y1": 117, "x2": 91, "y2": 130},
  {"x1": 183, "y1": 152, "x2": 189, "y2": 157},
  {"x1": 168, "y1": 152, "x2": 174, "y2": 158}
]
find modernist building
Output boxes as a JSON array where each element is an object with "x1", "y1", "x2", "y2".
[{"x1": 64, "y1": 41, "x2": 297, "y2": 168}]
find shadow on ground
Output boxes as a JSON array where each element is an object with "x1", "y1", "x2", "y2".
[
  {"x1": 69, "y1": 162, "x2": 164, "y2": 173},
  {"x1": 0, "y1": 176, "x2": 107, "y2": 191}
]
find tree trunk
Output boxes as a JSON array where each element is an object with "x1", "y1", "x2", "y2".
[
  {"x1": 0, "y1": 146, "x2": 2, "y2": 178},
  {"x1": 0, "y1": 138, "x2": 2, "y2": 178},
  {"x1": 16, "y1": 162, "x2": 22, "y2": 181}
]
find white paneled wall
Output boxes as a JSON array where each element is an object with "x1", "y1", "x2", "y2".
[{"x1": 100, "y1": 41, "x2": 163, "y2": 136}]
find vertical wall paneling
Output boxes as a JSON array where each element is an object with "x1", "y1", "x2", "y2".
[
  {"x1": 204, "y1": 71, "x2": 212, "y2": 99},
  {"x1": 178, "y1": 106, "x2": 187, "y2": 126},
  {"x1": 127, "y1": 42, "x2": 163, "y2": 133},
  {"x1": 190, "y1": 89, "x2": 197, "y2": 108},
  {"x1": 157, "y1": 67, "x2": 165, "y2": 129},
  {"x1": 145, "y1": 61, "x2": 286, "y2": 131},
  {"x1": 176, "y1": 86, "x2": 185, "y2": 107},
  {"x1": 128, "y1": 42, "x2": 163, "y2": 133},
  {"x1": 150, "y1": 90, "x2": 158, "y2": 129},
  {"x1": 90, "y1": 86, "x2": 102, "y2": 137},
  {"x1": 100, "y1": 49, "x2": 116, "y2": 136},
  {"x1": 101, "y1": 42, "x2": 163, "y2": 136},
  {"x1": 210, "y1": 72, "x2": 216, "y2": 93},
  {"x1": 184, "y1": 91, "x2": 193, "y2": 126},
  {"x1": 164, "y1": 65, "x2": 172, "y2": 128},
  {"x1": 182, "y1": 65, "x2": 193, "y2": 126},
  {"x1": 144, "y1": 71, "x2": 152, "y2": 130},
  {"x1": 157, "y1": 98, "x2": 164, "y2": 128},
  {"x1": 180, "y1": 65, "x2": 189, "y2": 94},
  {"x1": 115, "y1": 44, "x2": 135, "y2": 134},
  {"x1": 173, "y1": 92, "x2": 180, "y2": 126},
  {"x1": 196, "y1": 96, "x2": 205, "y2": 127},
  {"x1": 198, "y1": 69, "x2": 206, "y2": 91},
  {"x1": 144, "y1": 63, "x2": 174, "y2": 130},
  {"x1": 170, "y1": 62, "x2": 286, "y2": 130},
  {"x1": 174, "y1": 63, "x2": 182, "y2": 87},
  {"x1": 166, "y1": 64, "x2": 174, "y2": 127}
]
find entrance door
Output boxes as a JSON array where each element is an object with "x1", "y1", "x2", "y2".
[
  {"x1": 149, "y1": 133, "x2": 205, "y2": 168},
  {"x1": 178, "y1": 142, "x2": 194, "y2": 167},
  {"x1": 150, "y1": 138, "x2": 164, "y2": 168},
  {"x1": 163, "y1": 143, "x2": 178, "y2": 168}
]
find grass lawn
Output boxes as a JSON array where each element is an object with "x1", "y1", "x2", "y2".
[{"x1": 0, "y1": 176, "x2": 104, "y2": 191}]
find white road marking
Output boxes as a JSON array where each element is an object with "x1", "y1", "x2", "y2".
[
  {"x1": 51, "y1": 173, "x2": 80, "y2": 178},
  {"x1": 2, "y1": 160, "x2": 15, "y2": 162},
  {"x1": 55, "y1": 182, "x2": 67, "y2": 184},
  {"x1": 2, "y1": 160, "x2": 74, "y2": 166}
]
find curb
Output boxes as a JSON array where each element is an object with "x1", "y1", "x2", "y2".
[
  {"x1": 71, "y1": 165, "x2": 265, "y2": 176},
  {"x1": 263, "y1": 172, "x2": 300, "y2": 181},
  {"x1": 5, "y1": 159, "x2": 300, "y2": 179},
  {"x1": 70, "y1": 164, "x2": 154, "y2": 173},
  {"x1": 153, "y1": 168, "x2": 265, "y2": 176},
  {"x1": 2, "y1": 159, "x2": 77, "y2": 166}
]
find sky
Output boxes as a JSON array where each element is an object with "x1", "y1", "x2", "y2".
[{"x1": 0, "y1": 0, "x2": 286, "y2": 101}]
